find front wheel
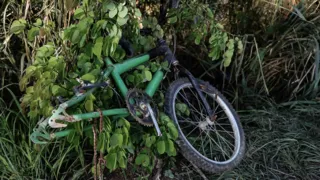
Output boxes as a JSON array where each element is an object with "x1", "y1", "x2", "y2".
[{"x1": 165, "y1": 78, "x2": 245, "y2": 173}]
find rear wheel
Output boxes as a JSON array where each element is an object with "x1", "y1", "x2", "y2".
[{"x1": 165, "y1": 78, "x2": 245, "y2": 173}]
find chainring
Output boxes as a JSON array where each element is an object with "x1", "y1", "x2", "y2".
[{"x1": 125, "y1": 89, "x2": 158, "y2": 126}]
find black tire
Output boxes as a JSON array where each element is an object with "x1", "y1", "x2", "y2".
[{"x1": 165, "y1": 78, "x2": 245, "y2": 173}]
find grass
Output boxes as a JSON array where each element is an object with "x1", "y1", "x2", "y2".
[{"x1": 0, "y1": 88, "x2": 93, "y2": 180}]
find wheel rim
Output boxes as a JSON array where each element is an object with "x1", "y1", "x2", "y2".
[{"x1": 172, "y1": 82, "x2": 241, "y2": 165}]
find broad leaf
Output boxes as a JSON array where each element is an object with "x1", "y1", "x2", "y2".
[
  {"x1": 167, "y1": 123, "x2": 178, "y2": 140},
  {"x1": 135, "y1": 154, "x2": 150, "y2": 167},
  {"x1": 118, "y1": 7, "x2": 128, "y2": 18},
  {"x1": 27, "y1": 27, "x2": 40, "y2": 41},
  {"x1": 71, "y1": 29, "x2": 81, "y2": 44},
  {"x1": 117, "y1": 16, "x2": 128, "y2": 26},
  {"x1": 106, "y1": 153, "x2": 117, "y2": 171},
  {"x1": 157, "y1": 141, "x2": 166, "y2": 154},
  {"x1": 109, "y1": 8, "x2": 118, "y2": 18},
  {"x1": 110, "y1": 133, "x2": 123, "y2": 147},
  {"x1": 168, "y1": 16, "x2": 177, "y2": 24},
  {"x1": 85, "y1": 99, "x2": 93, "y2": 111},
  {"x1": 81, "y1": 73, "x2": 95, "y2": 82},
  {"x1": 117, "y1": 152, "x2": 126, "y2": 168},
  {"x1": 106, "y1": 2, "x2": 116, "y2": 10},
  {"x1": 143, "y1": 71, "x2": 152, "y2": 81},
  {"x1": 93, "y1": 37, "x2": 103, "y2": 60},
  {"x1": 10, "y1": 19, "x2": 27, "y2": 34}
]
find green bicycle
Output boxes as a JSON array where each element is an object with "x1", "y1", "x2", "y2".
[{"x1": 30, "y1": 1, "x2": 245, "y2": 173}]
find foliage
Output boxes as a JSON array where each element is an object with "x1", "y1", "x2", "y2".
[
  {"x1": 0, "y1": 87, "x2": 90, "y2": 179},
  {"x1": 165, "y1": 0, "x2": 243, "y2": 67},
  {"x1": 221, "y1": 0, "x2": 320, "y2": 104},
  {"x1": 8, "y1": 0, "x2": 180, "y2": 176}
]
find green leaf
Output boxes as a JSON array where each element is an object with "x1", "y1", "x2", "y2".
[
  {"x1": 127, "y1": 75, "x2": 135, "y2": 83},
  {"x1": 145, "y1": 136, "x2": 156, "y2": 148},
  {"x1": 10, "y1": 19, "x2": 27, "y2": 34},
  {"x1": 223, "y1": 48, "x2": 234, "y2": 67},
  {"x1": 117, "y1": 152, "x2": 126, "y2": 168},
  {"x1": 109, "y1": 8, "x2": 118, "y2": 18},
  {"x1": 117, "y1": 16, "x2": 128, "y2": 26},
  {"x1": 78, "y1": 19, "x2": 89, "y2": 32},
  {"x1": 85, "y1": 99, "x2": 93, "y2": 111},
  {"x1": 33, "y1": 18, "x2": 42, "y2": 26},
  {"x1": 106, "y1": 2, "x2": 116, "y2": 10},
  {"x1": 206, "y1": 7, "x2": 214, "y2": 19},
  {"x1": 151, "y1": 63, "x2": 158, "y2": 72},
  {"x1": 175, "y1": 103, "x2": 186, "y2": 112},
  {"x1": 51, "y1": 85, "x2": 61, "y2": 95},
  {"x1": 195, "y1": 35, "x2": 201, "y2": 45},
  {"x1": 168, "y1": 16, "x2": 177, "y2": 24},
  {"x1": 227, "y1": 39, "x2": 235, "y2": 49},
  {"x1": 185, "y1": 109, "x2": 190, "y2": 116},
  {"x1": 71, "y1": 29, "x2": 81, "y2": 44},
  {"x1": 157, "y1": 141, "x2": 166, "y2": 154},
  {"x1": 90, "y1": 69, "x2": 101, "y2": 76},
  {"x1": 135, "y1": 154, "x2": 150, "y2": 167},
  {"x1": 143, "y1": 70, "x2": 152, "y2": 81},
  {"x1": 136, "y1": 65, "x2": 145, "y2": 70},
  {"x1": 27, "y1": 27, "x2": 40, "y2": 41},
  {"x1": 93, "y1": 37, "x2": 103, "y2": 60},
  {"x1": 166, "y1": 139, "x2": 175, "y2": 153},
  {"x1": 118, "y1": 6, "x2": 128, "y2": 18},
  {"x1": 106, "y1": 88, "x2": 113, "y2": 98},
  {"x1": 167, "y1": 123, "x2": 178, "y2": 140},
  {"x1": 106, "y1": 153, "x2": 117, "y2": 171},
  {"x1": 81, "y1": 73, "x2": 95, "y2": 82},
  {"x1": 134, "y1": 8, "x2": 142, "y2": 17},
  {"x1": 109, "y1": 24, "x2": 118, "y2": 37},
  {"x1": 79, "y1": 34, "x2": 87, "y2": 48},
  {"x1": 82, "y1": 62, "x2": 92, "y2": 73},
  {"x1": 123, "y1": 118, "x2": 130, "y2": 129},
  {"x1": 74, "y1": 8, "x2": 85, "y2": 19},
  {"x1": 161, "y1": 61, "x2": 169, "y2": 69},
  {"x1": 122, "y1": 127, "x2": 129, "y2": 145},
  {"x1": 237, "y1": 40, "x2": 244, "y2": 54},
  {"x1": 110, "y1": 133, "x2": 123, "y2": 147},
  {"x1": 216, "y1": 23, "x2": 224, "y2": 30},
  {"x1": 223, "y1": 33, "x2": 228, "y2": 44},
  {"x1": 77, "y1": 53, "x2": 90, "y2": 68},
  {"x1": 98, "y1": 132, "x2": 106, "y2": 153}
]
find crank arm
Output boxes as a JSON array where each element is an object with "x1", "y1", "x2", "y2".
[{"x1": 147, "y1": 104, "x2": 162, "y2": 136}]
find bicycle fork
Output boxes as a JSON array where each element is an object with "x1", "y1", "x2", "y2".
[{"x1": 177, "y1": 65, "x2": 215, "y2": 119}]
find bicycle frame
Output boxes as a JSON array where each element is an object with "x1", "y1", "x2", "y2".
[{"x1": 31, "y1": 54, "x2": 165, "y2": 144}]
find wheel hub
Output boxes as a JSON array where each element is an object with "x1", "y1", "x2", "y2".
[{"x1": 198, "y1": 116, "x2": 215, "y2": 130}]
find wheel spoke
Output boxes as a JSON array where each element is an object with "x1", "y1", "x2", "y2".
[{"x1": 172, "y1": 80, "x2": 242, "y2": 164}]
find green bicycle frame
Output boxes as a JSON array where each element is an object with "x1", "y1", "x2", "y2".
[{"x1": 31, "y1": 54, "x2": 165, "y2": 144}]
